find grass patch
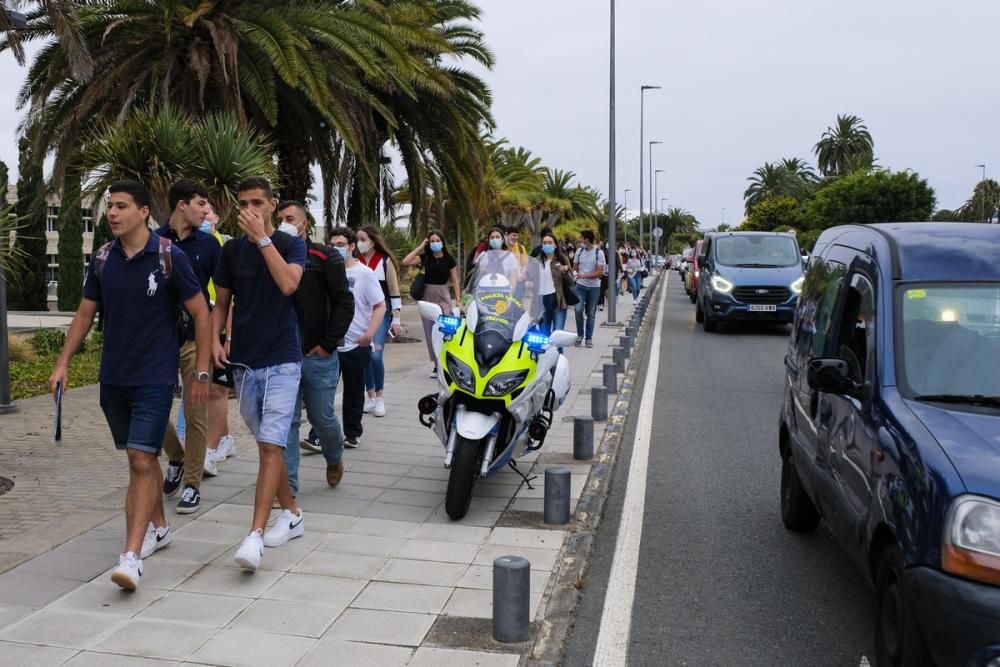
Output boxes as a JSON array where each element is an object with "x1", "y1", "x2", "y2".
[{"x1": 8, "y1": 333, "x2": 102, "y2": 401}]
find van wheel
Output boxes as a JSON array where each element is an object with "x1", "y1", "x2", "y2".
[
  {"x1": 702, "y1": 314, "x2": 719, "y2": 333},
  {"x1": 695, "y1": 301, "x2": 705, "y2": 323},
  {"x1": 875, "y1": 545, "x2": 932, "y2": 667},
  {"x1": 445, "y1": 436, "x2": 480, "y2": 520},
  {"x1": 780, "y1": 451, "x2": 820, "y2": 531}
]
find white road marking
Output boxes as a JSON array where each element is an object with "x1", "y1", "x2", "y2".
[{"x1": 593, "y1": 272, "x2": 669, "y2": 666}]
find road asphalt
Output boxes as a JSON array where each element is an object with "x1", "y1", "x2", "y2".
[{"x1": 564, "y1": 273, "x2": 876, "y2": 666}]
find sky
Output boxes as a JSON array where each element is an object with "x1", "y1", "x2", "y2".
[{"x1": 2, "y1": 0, "x2": 999, "y2": 229}]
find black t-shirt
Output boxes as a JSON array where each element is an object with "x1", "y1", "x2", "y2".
[{"x1": 423, "y1": 252, "x2": 456, "y2": 285}]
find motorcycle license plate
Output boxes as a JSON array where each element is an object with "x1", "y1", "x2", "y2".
[{"x1": 748, "y1": 304, "x2": 777, "y2": 312}]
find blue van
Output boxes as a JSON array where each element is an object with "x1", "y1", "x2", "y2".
[
  {"x1": 779, "y1": 223, "x2": 1000, "y2": 666},
  {"x1": 695, "y1": 231, "x2": 804, "y2": 331}
]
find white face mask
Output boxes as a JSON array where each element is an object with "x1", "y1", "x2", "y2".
[
  {"x1": 357, "y1": 240, "x2": 373, "y2": 254},
  {"x1": 278, "y1": 222, "x2": 299, "y2": 237}
]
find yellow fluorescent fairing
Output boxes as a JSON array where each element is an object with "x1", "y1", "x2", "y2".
[{"x1": 439, "y1": 323, "x2": 536, "y2": 406}]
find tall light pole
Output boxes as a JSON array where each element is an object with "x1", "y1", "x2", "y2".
[
  {"x1": 647, "y1": 140, "x2": 661, "y2": 252},
  {"x1": 653, "y1": 170, "x2": 664, "y2": 259},
  {"x1": 722, "y1": 207, "x2": 726, "y2": 229},
  {"x1": 638, "y1": 85, "x2": 660, "y2": 252},
  {"x1": 975, "y1": 164, "x2": 987, "y2": 223},
  {"x1": 607, "y1": 0, "x2": 619, "y2": 323},
  {"x1": 659, "y1": 197, "x2": 669, "y2": 260},
  {"x1": 623, "y1": 188, "x2": 631, "y2": 244}
]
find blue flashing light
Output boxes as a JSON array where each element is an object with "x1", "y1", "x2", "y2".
[
  {"x1": 437, "y1": 314, "x2": 462, "y2": 336},
  {"x1": 524, "y1": 331, "x2": 549, "y2": 353}
]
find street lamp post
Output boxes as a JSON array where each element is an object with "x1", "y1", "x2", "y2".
[
  {"x1": 638, "y1": 85, "x2": 660, "y2": 251},
  {"x1": 647, "y1": 141, "x2": 661, "y2": 254},
  {"x1": 653, "y1": 170, "x2": 663, "y2": 258},
  {"x1": 975, "y1": 164, "x2": 987, "y2": 223},
  {"x1": 607, "y1": 0, "x2": 618, "y2": 323},
  {"x1": 623, "y1": 188, "x2": 631, "y2": 244}
]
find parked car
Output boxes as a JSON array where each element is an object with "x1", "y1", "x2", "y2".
[
  {"x1": 695, "y1": 231, "x2": 803, "y2": 331},
  {"x1": 684, "y1": 240, "x2": 704, "y2": 302},
  {"x1": 779, "y1": 223, "x2": 1000, "y2": 667}
]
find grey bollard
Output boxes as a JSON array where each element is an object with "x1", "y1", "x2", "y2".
[
  {"x1": 544, "y1": 466, "x2": 571, "y2": 525},
  {"x1": 603, "y1": 362, "x2": 618, "y2": 393},
  {"x1": 625, "y1": 325, "x2": 635, "y2": 339},
  {"x1": 612, "y1": 346, "x2": 626, "y2": 372},
  {"x1": 573, "y1": 416, "x2": 594, "y2": 460},
  {"x1": 591, "y1": 385, "x2": 608, "y2": 421},
  {"x1": 493, "y1": 556, "x2": 531, "y2": 642},
  {"x1": 619, "y1": 335, "x2": 631, "y2": 357}
]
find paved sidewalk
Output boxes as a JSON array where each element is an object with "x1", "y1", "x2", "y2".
[{"x1": 0, "y1": 292, "x2": 641, "y2": 666}]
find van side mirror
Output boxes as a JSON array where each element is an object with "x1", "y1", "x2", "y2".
[{"x1": 807, "y1": 358, "x2": 861, "y2": 396}]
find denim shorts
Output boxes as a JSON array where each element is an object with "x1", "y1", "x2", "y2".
[
  {"x1": 235, "y1": 362, "x2": 302, "y2": 447},
  {"x1": 99, "y1": 384, "x2": 175, "y2": 455}
]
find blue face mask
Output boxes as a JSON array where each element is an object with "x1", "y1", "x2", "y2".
[
  {"x1": 542, "y1": 243, "x2": 555, "y2": 255},
  {"x1": 429, "y1": 242, "x2": 443, "y2": 253},
  {"x1": 199, "y1": 221, "x2": 213, "y2": 234},
  {"x1": 489, "y1": 238, "x2": 503, "y2": 250},
  {"x1": 335, "y1": 246, "x2": 348, "y2": 259}
]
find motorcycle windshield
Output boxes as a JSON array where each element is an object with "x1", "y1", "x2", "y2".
[{"x1": 469, "y1": 249, "x2": 543, "y2": 341}]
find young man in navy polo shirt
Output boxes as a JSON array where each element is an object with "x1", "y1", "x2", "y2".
[
  {"x1": 211, "y1": 177, "x2": 307, "y2": 571},
  {"x1": 157, "y1": 180, "x2": 221, "y2": 517},
  {"x1": 49, "y1": 180, "x2": 211, "y2": 591}
]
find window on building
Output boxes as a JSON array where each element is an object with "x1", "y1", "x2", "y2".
[
  {"x1": 46, "y1": 254, "x2": 59, "y2": 283},
  {"x1": 46, "y1": 215, "x2": 58, "y2": 233}
]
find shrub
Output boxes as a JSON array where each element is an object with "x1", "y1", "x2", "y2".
[
  {"x1": 29, "y1": 329, "x2": 78, "y2": 356},
  {"x1": 7, "y1": 334, "x2": 36, "y2": 362}
]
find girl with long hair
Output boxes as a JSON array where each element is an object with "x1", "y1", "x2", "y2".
[
  {"x1": 403, "y1": 230, "x2": 462, "y2": 377},
  {"x1": 356, "y1": 226, "x2": 402, "y2": 417}
]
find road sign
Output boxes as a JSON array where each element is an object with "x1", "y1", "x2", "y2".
[{"x1": 652, "y1": 227, "x2": 663, "y2": 239}]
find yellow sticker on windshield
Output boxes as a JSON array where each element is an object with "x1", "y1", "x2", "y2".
[{"x1": 906, "y1": 289, "x2": 927, "y2": 299}]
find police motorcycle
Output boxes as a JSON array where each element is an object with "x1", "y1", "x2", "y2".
[{"x1": 416, "y1": 250, "x2": 574, "y2": 520}]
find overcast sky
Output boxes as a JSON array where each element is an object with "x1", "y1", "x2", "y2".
[{"x1": 2, "y1": 0, "x2": 999, "y2": 229}]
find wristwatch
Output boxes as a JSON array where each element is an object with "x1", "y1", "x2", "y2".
[
  {"x1": 257, "y1": 236, "x2": 273, "y2": 249},
  {"x1": 193, "y1": 371, "x2": 210, "y2": 384}
]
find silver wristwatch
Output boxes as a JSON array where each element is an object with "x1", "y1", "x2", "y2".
[
  {"x1": 257, "y1": 236, "x2": 273, "y2": 249},
  {"x1": 193, "y1": 371, "x2": 210, "y2": 384}
]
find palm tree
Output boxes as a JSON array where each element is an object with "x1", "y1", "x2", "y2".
[
  {"x1": 744, "y1": 163, "x2": 795, "y2": 213},
  {"x1": 814, "y1": 114, "x2": 874, "y2": 178},
  {"x1": 1, "y1": 1, "x2": 92, "y2": 79},
  {"x1": 779, "y1": 157, "x2": 818, "y2": 184},
  {"x1": 956, "y1": 178, "x2": 1000, "y2": 223}
]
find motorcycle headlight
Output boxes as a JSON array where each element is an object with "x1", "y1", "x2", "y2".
[
  {"x1": 942, "y1": 495, "x2": 1000, "y2": 586},
  {"x1": 711, "y1": 275, "x2": 734, "y2": 293},
  {"x1": 484, "y1": 369, "x2": 529, "y2": 397},
  {"x1": 445, "y1": 354, "x2": 476, "y2": 393},
  {"x1": 790, "y1": 276, "x2": 805, "y2": 295}
]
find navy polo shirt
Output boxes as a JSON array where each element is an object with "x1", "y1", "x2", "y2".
[
  {"x1": 214, "y1": 231, "x2": 306, "y2": 369},
  {"x1": 83, "y1": 233, "x2": 202, "y2": 386},
  {"x1": 155, "y1": 226, "x2": 222, "y2": 340}
]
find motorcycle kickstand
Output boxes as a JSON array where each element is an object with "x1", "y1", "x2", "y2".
[{"x1": 508, "y1": 459, "x2": 537, "y2": 490}]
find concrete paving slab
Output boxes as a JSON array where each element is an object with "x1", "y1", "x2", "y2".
[
  {"x1": 359, "y1": 502, "x2": 438, "y2": 524},
  {"x1": 455, "y1": 565, "x2": 550, "y2": 593},
  {"x1": 0, "y1": 571, "x2": 81, "y2": 606},
  {"x1": 472, "y1": 545, "x2": 560, "y2": 572},
  {"x1": 48, "y1": 580, "x2": 164, "y2": 617},
  {"x1": 150, "y1": 538, "x2": 232, "y2": 565},
  {"x1": 486, "y1": 527, "x2": 567, "y2": 550},
  {"x1": 212, "y1": 543, "x2": 307, "y2": 573},
  {"x1": 0, "y1": 640, "x2": 77, "y2": 666},
  {"x1": 63, "y1": 652, "x2": 180, "y2": 667},
  {"x1": 351, "y1": 581, "x2": 454, "y2": 614},
  {"x1": 316, "y1": 532, "x2": 407, "y2": 558},
  {"x1": 0, "y1": 603, "x2": 35, "y2": 630},
  {"x1": 171, "y1": 521, "x2": 248, "y2": 544},
  {"x1": 261, "y1": 572, "x2": 365, "y2": 607},
  {"x1": 325, "y1": 608, "x2": 435, "y2": 646},
  {"x1": 374, "y1": 559, "x2": 468, "y2": 587},
  {"x1": 407, "y1": 646, "x2": 520, "y2": 667},
  {"x1": 340, "y1": 518, "x2": 421, "y2": 539},
  {"x1": 90, "y1": 618, "x2": 216, "y2": 660},
  {"x1": 175, "y1": 565, "x2": 283, "y2": 599},
  {"x1": 228, "y1": 599, "x2": 345, "y2": 638},
  {"x1": 136, "y1": 590, "x2": 252, "y2": 626},
  {"x1": 378, "y1": 489, "x2": 447, "y2": 508},
  {"x1": 189, "y1": 627, "x2": 315, "y2": 667},
  {"x1": 409, "y1": 523, "x2": 491, "y2": 545},
  {"x1": 12, "y1": 548, "x2": 115, "y2": 583},
  {"x1": 291, "y1": 552, "x2": 388, "y2": 580},
  {"x1": 296, "y1": 638, "x2": 412, "y2": 667},
  {"x1": 396, "y1": 539, "x2": 481, "y2": 565},
  {"x1": 0, "y1": 609, "x2": 123, "y2": 649}
]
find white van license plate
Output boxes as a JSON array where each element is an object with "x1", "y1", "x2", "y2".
[{"x1": 748, "y1": 304, "x2": 777, "y2": 312}]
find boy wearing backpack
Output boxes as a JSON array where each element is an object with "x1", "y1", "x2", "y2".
[{"x1": 49, "y1": 180, "x2": 211, "y2": 591}]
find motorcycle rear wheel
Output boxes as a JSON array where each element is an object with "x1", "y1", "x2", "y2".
[{"x1": 445, "y1": 436, "x2": 481, "y2": 520}]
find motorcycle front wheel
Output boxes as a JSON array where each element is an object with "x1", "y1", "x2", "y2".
[{"x1": 446, "y1": 436, "x2": 481, "y2": 520}]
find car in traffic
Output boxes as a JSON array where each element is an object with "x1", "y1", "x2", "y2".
[
  {"x1": 694, "y1": 231, "x2": 804, "y2": 331},
  {"x1": 684, "y1": 240, "x2": 704, "y2": 302},
  {"x1": 778, "y1": 222, "x2": 1000, "y2": 667}
]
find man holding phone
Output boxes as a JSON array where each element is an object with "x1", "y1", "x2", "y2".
[{"x1": 49, "y1": 180, "x2": 211, "y2": 591}]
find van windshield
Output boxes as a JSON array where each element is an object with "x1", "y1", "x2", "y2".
[
  {"x1": 715, "y1": 236, "x2": 800, "y2": 267},
  {"x1": 899, "y1": 284, "x2": 1000, "y2": 400}
]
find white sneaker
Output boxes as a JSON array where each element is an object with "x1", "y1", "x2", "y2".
[
  {"x1": 203, "y1": 450, "x2": 219, "y2": 477},
  {"x1": 140, "y1": 522, "x2": 171, "y2": 559},
  {"x1": 111, "y1": 552, "x2": 143, "y2": 591},
  {"x1": 234, "y1": 530, "x2": 264, "y2": 571},
  {"x1": 215, "y1": 435, "x2": 236, "y2": 461},
  {"x1": 263, "y1": 509, "x2": 304, "y2": 547},
  {"x1": 363, "y1": 397, "x2": 376, "y2": 413},
  {"x1": 373, "y1": 397, "x2": 386, "y2": 417}
]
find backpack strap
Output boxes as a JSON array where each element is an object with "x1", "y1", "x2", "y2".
[{"x1": 308, "y1": 248, "x2": 329, "y2": 262}]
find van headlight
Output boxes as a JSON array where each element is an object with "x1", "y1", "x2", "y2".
[
  {"x1": 790, "y1": 276, "x2": 805, "y2": 295},
  {"x1": 445, "y1": 354, "x2": 476, "y2": 393},
  {"x1": 711, "y1": 275, "x2": 734, "y2": 293},
  {"x1": 485, "y1": 370, "x2": 529, "y2": 396},
  {"x1": 942, "y1": 495, "x2": 1000, "y2": 586}
]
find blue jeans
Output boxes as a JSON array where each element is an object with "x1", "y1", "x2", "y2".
[
  {"x1": 364, "y1": 314, "x2": 392, "y2": 393},
  {"x1": 628, "y1": 274, "x2": 642, "y2": 300},
  {"x1": 234, "y1": 362, "x2": 301, "y2": 447},
  {"x1": 574, "y1": 284, "x2": 601, "y2": 340},
  {"x1": 542, "y1": 293, "x2": 568, "y2": 335},
  {"x1": 99, "y1": 384, "x2": 174, "y2": 455},
  {"x1": 285, "y1": 353, "x2": 343, "y2": 494}
]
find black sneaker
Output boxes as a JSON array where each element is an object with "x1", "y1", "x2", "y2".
[
  {"x1": 176, "y1": 485, "x2": 201, "y2": 514},
  {"x1": 300, "y1": 434, "x2": 321, "y2": 454},
  {"x1": 163, "y1": 462, "x2": 183, "y2": 497},
  {"x1": 344, "y1": 436, "x2": 361, "y2": 449}
]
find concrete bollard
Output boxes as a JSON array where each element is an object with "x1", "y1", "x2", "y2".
[
  {"x1": 619, "y1": 335, "x2": 631, "y2": 357},
  {"x1": 544, "y1": 466, "x2": 571, "y2": 525},
  {"x1": 573, "y1": 416, "x2": 594, "y2": 460},
  {"x1": 603, "y1": 362, "x2": 618, "y2": 393},
  {"x1": 591, "y1": 385, "x2": 608, "y2": 421},
  {"x1": 625, "y1": 325, "x2": 635, "y2": 339},
  {"x1": 493, "y1": 556, "x2": 531, "y2": 642},
  {"x1": 612, "y1": 346, "x2": 626, "y2": 372}
]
